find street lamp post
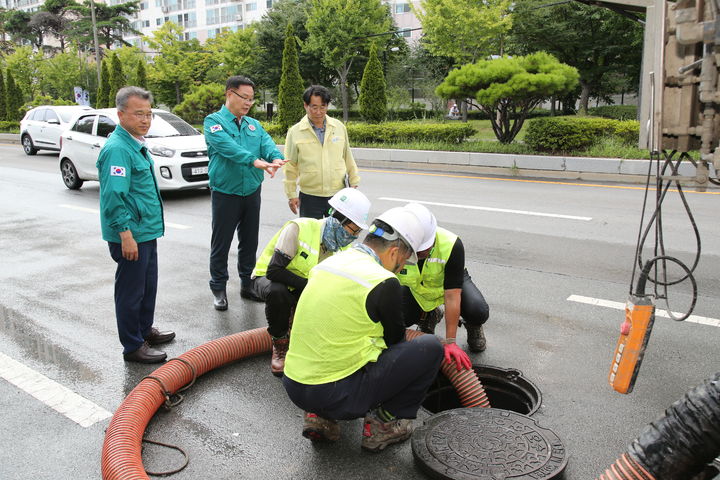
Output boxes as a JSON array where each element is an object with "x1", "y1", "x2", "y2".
[{"x1": 90, "y1": 0, "x2": 102, "y2": 87}]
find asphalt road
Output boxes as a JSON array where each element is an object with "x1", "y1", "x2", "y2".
[{"x1": 1, "y1": 143, "x2": 718, "y2": 479}]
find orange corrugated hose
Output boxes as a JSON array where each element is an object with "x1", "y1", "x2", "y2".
[
  {"x1": 101, "y1": 328, "x2": 490, "y2": 479},
  {"x1": 596, "y1": 453, "x2": 655, "y2": 480}
]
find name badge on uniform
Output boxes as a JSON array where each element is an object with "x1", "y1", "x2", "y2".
[
  {"x1": 248, "y1": 124, "x2": 256, "y2": 131},
  {"x1": 332, "y1": 136, "x2": 340, "y2": 142},
  {"x1": 210, "y1": 124, "x2": 223, "y2": 133},
  {"x1": 110, "y1": 166, "x2": 126, "y2": 177}
]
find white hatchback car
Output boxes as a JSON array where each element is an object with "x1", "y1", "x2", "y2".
[
  {"x1": 59, "y1": 108, "x2": 210, "y2": 191},
  {"x1": 20, "y1": 105, "x2": 94, "y2": 155}
]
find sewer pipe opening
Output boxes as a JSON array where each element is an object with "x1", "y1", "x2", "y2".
[{"x1": 423, "y1": 365, "x2": 541, "y2": 415}]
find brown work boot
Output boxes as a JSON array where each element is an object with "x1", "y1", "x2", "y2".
[
  {"x1": 361, "y1": 411, "x2": 413, "y2": 452},
  {"x1": 302, "y1": 412, "x2": 341, "y2": 442},
  {"x1": 270, "y1": 336, "x2": 289, "y2": 377},
  {"x1": 417, "y1": 307, "x2": 443, "y2": 334},
  {"x1": 466, "y1": 324, "x2": 487, "y2": 352}
]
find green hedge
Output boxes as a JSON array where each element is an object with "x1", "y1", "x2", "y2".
[
  {"x1": 524, "y1": 116, "x2": 639, "y2": 152},
  {"x1": 587, "y1": 105, "x2": 637, "y2": 121},
  {"x1": 0, "y1": 121, "x2": 20, "y2": 132},
  {"x1": 346, "y1": 122, "x2": 475, "y2": 143},
  {"x1": 260, "y1": 121, "x2": 476, "y2": 144}
]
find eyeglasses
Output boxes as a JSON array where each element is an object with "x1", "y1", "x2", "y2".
[
  {"x1": 229, "y1": 90, "x2": 255, "y2": 103},
  {"x1": 128, "y1": 112, "x2": 154, "y2": 120},
  {"x1": 307, "y1": 104, "x2": 328, "y2": 112}
]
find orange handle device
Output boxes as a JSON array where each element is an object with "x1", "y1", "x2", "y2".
[{"x1": 609, "y1": 295, "x2": 656, "y2": 394}]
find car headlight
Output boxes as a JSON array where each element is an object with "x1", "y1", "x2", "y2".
[{"x1": 148, "y1": 145, "x2": 176, "y2": 157}]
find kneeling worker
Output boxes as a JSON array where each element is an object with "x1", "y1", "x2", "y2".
[
  {"x1": 399, "y1": 203, "x2": 490, "y2": 353},
  {"x1": 250, "y1": 187, "x2": 371, "y2": 376},
  {"x1": 282, "y1": 207, "x2": 444, "y2": 452}
]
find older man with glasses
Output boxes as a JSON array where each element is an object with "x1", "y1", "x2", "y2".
[
  {"x1": 204, "y1": 75, "x2": 286, "y2": 311},
  {"x1": 97, "y1": 86, "x2": 176, "y2": 363},
  {"x1": 283, "y1": 85, "x2": 360, "y2": 220}
]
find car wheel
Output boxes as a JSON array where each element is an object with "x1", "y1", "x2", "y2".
[
  {"x1": 60, "y1": 159, "x2": 84, "y2": 190},
  {"x1": 22, "y1": 134, "x2": 38, "y2": 155}
]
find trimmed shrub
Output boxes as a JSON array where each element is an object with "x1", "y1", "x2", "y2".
[
  {"x1": 260, "y1": 122, "x2": 288, "y2": 137},
  {"x1": 466, "y1": 108, "x2": 553, "y2": 121},
  {"x1": 173, "y1": 84, "x2": 225, "y2": 125},
  {"x1": 276, "y1": 23, "x2": 305, "y2": 128},
  {"x1": 0, "y1": 120, "x2": 20, "y2": 131},
  {"x1": 346, "y1": 122, "x2": 476, "y2": 144},
  {"x1": 524, "y1": 116, "x2": 639, "y2": 152},
  {"x1": 358, "y1": 44, "x2": 387, "y2": 123},
  {"x1": 587, "y1": 105, "x2": 637, "y2": 120}
]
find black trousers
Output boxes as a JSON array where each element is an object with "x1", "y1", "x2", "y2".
[
  {"x1": 252, "y1": 277, "x2": 301, "y2": 338},
  {"x1": 298, "y1": 191, "x2": 332, "y2": 219},
  {"x1": 108, "y1": 239, "x2": 158, "y2": 354},
  {"x1": 401, "y1": 269, "x2": 489, "y2": 327},
  {"x1": 209, "y1": 187, "x2": 262, "y2": 292},
  {"x1": 282, "y1": 335, "x2": 443, "y2": 420}
]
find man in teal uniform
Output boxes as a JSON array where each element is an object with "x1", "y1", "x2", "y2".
[
  {"x1": 97, "y1": 86, "x2": 175, "y2": 364},
  {"x1": 204, "y1": 75, "x2": 286, "y2": 310}
]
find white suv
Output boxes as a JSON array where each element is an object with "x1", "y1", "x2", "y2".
[
  {"x1": 20, "y1": 105, "x2": 93, "y2": 155},
  {"x1": 59, "y1": 108, "x2": 210, "y2": 191}
]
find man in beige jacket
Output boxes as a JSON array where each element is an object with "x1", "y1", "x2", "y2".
[{"x1": 283, "y1": 85, "x2": 360, "y2": 219}]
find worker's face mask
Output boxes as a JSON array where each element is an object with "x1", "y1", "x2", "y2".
[{"x1": 322, "y1": 216, "x2": 357, "y2": 252}]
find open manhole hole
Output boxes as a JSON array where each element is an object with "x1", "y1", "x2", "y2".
[
  {"x1": 412, "y1": 408, "x2": 567, "y2": 480},
  {"x1": 423, "y1": 365, "x2": 541, "y2": 415}
]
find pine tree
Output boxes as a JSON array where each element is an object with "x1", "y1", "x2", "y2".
[
  {"x1": 358, "y1": 43, "x2": 387, "y2": 123},
  {"x1": 97, "y1": 59, "x2": 110, "y2": 109},
  {"x1": 136, "y1": 60, "x2": 148, "y2": 91},
  {"x1": 6, "y1": 71, "x2": 23, "y2": 121},
  {"x1": 108, "y1": 53, "x2": 126, "y2": 108},
  {"x1": 276, "y1": 23, "x2": 305, "y2": 129},
  {"x1": 0, "y1": 69, "x2": 7, "y2": 122}
]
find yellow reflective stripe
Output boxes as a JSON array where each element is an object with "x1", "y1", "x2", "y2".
[
  {"x1": 314, "y1": 263, "x2": 373, "y2": 289},
  {"x1": 298, "y1": 240, "x2": 319, "y2": 256}
]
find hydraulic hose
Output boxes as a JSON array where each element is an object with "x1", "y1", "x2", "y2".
[
  {"x1": 102, "y1": 328, "x2": 491, "y2": 479},
  {"x1": 597, "y1": 372, "x2": 720, "y2": 479}
]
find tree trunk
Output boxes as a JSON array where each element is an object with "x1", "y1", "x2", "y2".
[
  {"x1": 550, "y1": 95, "x2": 556, "y2": 116},
  {"x1": 337, "y1": 64, "x2": 350, "y2": 123},
  {"x1": 460, "y1": 99, "x2": 468, "y2": 122},
  {"x1": 579, "y1": 81, "x2": 590, "y2": 115},
  {"x1": 175, "y1": 81, "x2": 181, "y2": 106}
]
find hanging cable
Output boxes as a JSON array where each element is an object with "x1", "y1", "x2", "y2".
[{"x1": 630, "y1": 150, "x2": 699, "y2": 321}]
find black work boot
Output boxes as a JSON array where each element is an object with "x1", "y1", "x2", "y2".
[
  {"x1": 466, "y1": 324, "x2": 487, "y2": 352},
  {"x1": 417, "y1": 307, "x2": 443, "y2": 334}
]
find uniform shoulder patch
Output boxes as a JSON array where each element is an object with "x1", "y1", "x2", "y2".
[
  {"x1": 110, "y1": 166, "x2": 126, "y2": 177},
  {"x1": 210, "y1": 124, "x2": 223, "y2": 133}
]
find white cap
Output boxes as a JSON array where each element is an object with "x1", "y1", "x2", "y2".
[
  {"x1": 373, "y1": 207, "x2": 425, "y2": 264},
  {"x1": 404, "y1": 203, "x2": 437, "y2": 251},
  {"x1": 328, "y1": 188, "x2": 371, "y2": 230}
]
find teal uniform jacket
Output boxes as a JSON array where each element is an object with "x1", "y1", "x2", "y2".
[
  {"x1": 96, "y1": 124, "x2": 165, "y2": 244},
  {"x1": 204, "y1": 105, "x2": 284, "y2": 196}
]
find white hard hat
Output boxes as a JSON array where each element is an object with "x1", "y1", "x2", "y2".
[
  {"x1": 404, "y1": 203, "x2": 437, "y2": 251},
  {"x1": 328, "y1": 188, "x2": 371, "y2": 230},
  {"x1": 373, "y1": 207, "x2": 425, "y2": 264}
]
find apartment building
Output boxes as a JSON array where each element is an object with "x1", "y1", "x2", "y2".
[{"x1": 2, "y1": 0, "x2": 422, "y2": 47}]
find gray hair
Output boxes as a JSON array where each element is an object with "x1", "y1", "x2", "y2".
[{"x1": 116, "y1": 86, "x2": 153, "y2": 111}]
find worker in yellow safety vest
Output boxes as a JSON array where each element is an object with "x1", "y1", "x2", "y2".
[
  {"x1": 398, "y1": 202, "x2": 490, "y2": 356},
  {"x1": 282, "y1": 206, "x2": 444, "y2": 453},
  {"x1": 250, "y1": 187, "x2": 371, "y2": 376}
]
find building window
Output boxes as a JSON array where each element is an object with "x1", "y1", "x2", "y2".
[
  {"x1": 399, "y1": 28, "x2": 411, "y2": 37},
  {"x1": 394, "y1": 3, "x2": 410, "y2": 13},
  {"x1": 206, "y1": 8, "x2": 219, "y2": 24},
  {"x1": 156, "y1": 17, "x2": 162, "y2": 25},
  {"x1": 245, "y1": 2, "x2": 256, "y2": 11},
  {"x1": 266, "y1": 0, "x2": 272, "y2": 7},
  {"x1": 144, "y1": 20, "x2": 150, "y2": 27}
]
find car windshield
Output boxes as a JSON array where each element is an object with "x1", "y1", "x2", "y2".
[{"x1": 146, "y1": 111, "x2": 199, "y2": 138}]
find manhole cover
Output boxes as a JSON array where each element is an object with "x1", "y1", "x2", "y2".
[{"x1": 412, "y1": 408, "x2": 567, "y2": 480}]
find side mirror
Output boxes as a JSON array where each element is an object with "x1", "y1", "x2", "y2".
[{"x1": 47, "y1": 118, "x2": 60, "y2": 125}]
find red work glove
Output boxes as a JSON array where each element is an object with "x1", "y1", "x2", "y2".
[{"x1": 443, "y1": 342, "x2": 472, "y2": 371}]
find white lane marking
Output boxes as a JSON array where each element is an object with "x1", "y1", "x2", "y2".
[
  {"x1": 379, "y1": 197, "x2": 592, "y2": 221},
  {"x1": 0, "y1": 352, "x2": 112, "y2": 427},
  {"x1": 567, "y1": 294, "x2": 720, "y2": 327},
  {"x1": 60, "y1": 204, "x2": 191, "y2": 230}
]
